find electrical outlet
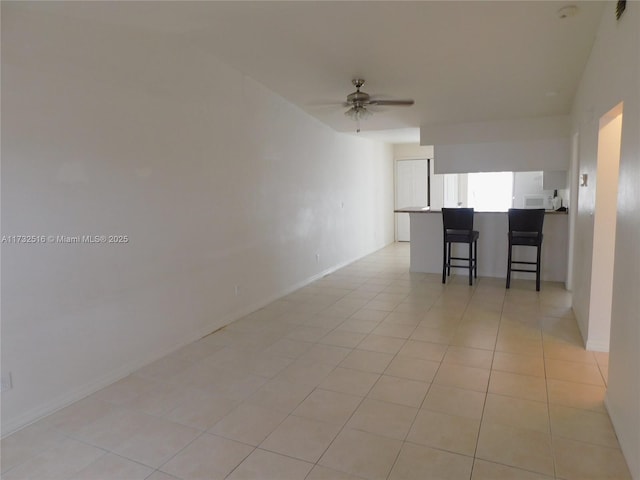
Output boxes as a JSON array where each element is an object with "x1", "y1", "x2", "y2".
[
  {"x1": 234, "y1": 285, "x2": 241, "y2": 296},
  {"x1": 1, "y1": 372, "x2": 13, "y2": 392}
]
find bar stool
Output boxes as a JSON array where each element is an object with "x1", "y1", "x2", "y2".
[
  {"x1": 441, "y1": 208, "x2": 479, "y2": 286},
  {"x1": 506, "y1": 208, "x2": 545, "y2": 291}
]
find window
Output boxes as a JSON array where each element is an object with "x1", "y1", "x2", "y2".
[
  {"x1": 467, "y1": 172, "x2": 513, "y2": 212},
  {"x1": 432, "y1": 170, "x2": 566, "y2": 212}
]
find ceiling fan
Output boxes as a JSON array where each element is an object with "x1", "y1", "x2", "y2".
[{"x1": 343, "y1": 78, "x2": 414, "y2": 132}]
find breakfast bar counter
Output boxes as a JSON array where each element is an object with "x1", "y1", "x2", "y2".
[{"x1": 394, "y1": 207, "x2": 569, "y2": 282}]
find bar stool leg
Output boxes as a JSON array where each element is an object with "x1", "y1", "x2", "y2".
[
  {"x1": 474, "y1": 239, "x2": 478, "y2": 278},
  {"x1": 442, "y1": 240, "x2": 447, "y2": 284},
  {"x1": 468, "y1": 241, "x2": 473, "y2": 286},
  {"x1": 536, "y1": 244, "x2": 542, "y2": 292},
  {"x1": 506, "y1": 240, "x2": 512, "y2": 289},
  {"x1": 447, "y1": 243, "x2": 452, "y2": 277}
]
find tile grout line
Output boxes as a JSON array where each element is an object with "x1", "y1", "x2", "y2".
[
  {"x1": 468, "y1": 277, "x2": 505, "y2": 480},
  {"x1": 382, "y1": 285, "x2": 451, "y2": 480},
  {"x1": 541, "y1": 304, "x2": 560, "y2": 480}
]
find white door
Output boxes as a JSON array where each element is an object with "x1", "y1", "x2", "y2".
[{"x1": 396, "y1": 159, "x2": 428, "y2": 242}]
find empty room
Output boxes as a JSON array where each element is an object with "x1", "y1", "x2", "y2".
[{"x1": 1, "y1": 2, "x2": 639, "y2": 479}]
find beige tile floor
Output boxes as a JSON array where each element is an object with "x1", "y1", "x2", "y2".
[{"x1": 1, "y1": 243, "x2": 631, "y2": 480}]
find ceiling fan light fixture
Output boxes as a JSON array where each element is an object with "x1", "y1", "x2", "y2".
[
  {"x1": 344, "y1": 105, "x2": 372, "y2": 121},
  {"x1": 557, "y1": 5, "x2": 579, "y2": 19}
]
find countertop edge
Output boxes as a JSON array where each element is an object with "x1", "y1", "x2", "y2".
[{"x1": 394, "y1": 207, "x2": 569, "y2": 215}]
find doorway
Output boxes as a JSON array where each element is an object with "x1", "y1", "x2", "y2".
[
  {"x1": 395, "y1": 159, "x2": 429, "y2": 242},
  {"x1": 587, "y1": 102, "x2": 623, "y2": 352}
]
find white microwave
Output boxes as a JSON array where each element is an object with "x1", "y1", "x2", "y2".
[{"x1": 523, "y1": 194, "x2": 546, "y2": 209}]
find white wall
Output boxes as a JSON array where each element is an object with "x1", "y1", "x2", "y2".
[
  {"x1": 393, "y1": 144, "x2": 434, "y2": 161},
  {"x1": 0, "y1": 8, "x2": 395, "y2": 435},
  {"x1": 570, "y1": 4, "x2": 640, "y2": 478},
  {"x1": 422, "y1": 116, "x2": 570, "y2": 174},
  {"x1": 513, "y1": 171, "x2": 545, "y2": 209},
  {"x1": 422, "y1": 115, "x2": 570, "y2": 145},
  {"x1": 433, "y1": 138, "x2": 569, "y2": 174},
  {"x1": 512, "y1": 171, "x2": 561, "y2": 210}
]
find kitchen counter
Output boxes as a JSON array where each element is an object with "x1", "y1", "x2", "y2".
[{"x1": 396, "y1": 208, "x2": 568, "y2": 282}]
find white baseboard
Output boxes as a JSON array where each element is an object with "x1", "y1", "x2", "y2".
[
  {"x1": 1, "y1": 241, "x2": 391, "y2": 438},
  {"x1": 586, "y1": 339, "x2": 610, "y2": 352},
  {"x1": 1, "y1": 359, "x2": 149, "y2": 437}
]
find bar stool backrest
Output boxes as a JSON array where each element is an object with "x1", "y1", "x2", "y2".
[
  {"x1": 442, "y1": 208, "x2": 475, "y2": 232},
  {"x1": 508, "y1": 208, "x2": 545, "y2": 236}
]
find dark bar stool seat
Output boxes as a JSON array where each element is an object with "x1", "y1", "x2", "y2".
[
  {"x1": 441, "y1": 208, "x2": 479, "y2": 286},
  {"x1": 506, "y1": 208, "x2": 545, "y2": 291}
]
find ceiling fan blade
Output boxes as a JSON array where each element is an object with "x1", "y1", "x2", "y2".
[
  {"x1": 307, "y1": 101, "x2": 346, "y2": 107},
  {"x1": 368, "y1": 99, "x2": 414, "y2": 106}
]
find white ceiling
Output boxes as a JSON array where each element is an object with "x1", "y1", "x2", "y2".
[{"x1": 5, "y1": 1, "x2": 606, "y2": 143}]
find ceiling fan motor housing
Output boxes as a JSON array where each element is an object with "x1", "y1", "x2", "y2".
[{"x1": 347, "y1": 90, "x2": 370, "y2": 105}]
